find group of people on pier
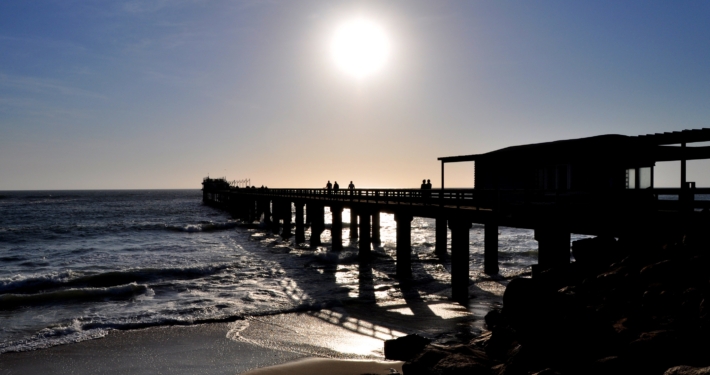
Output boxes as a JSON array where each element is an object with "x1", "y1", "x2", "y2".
[{"x1": 326, "y1": 180, "x2": 355, "y2": 194}]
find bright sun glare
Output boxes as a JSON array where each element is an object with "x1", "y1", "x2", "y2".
[{"x1": 331, "y1": 19, "x2": 390, "y2": 78}]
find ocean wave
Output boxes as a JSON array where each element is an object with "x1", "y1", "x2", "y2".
[
  {"x1": 0, "y1": 302, "x2": 322, "y2": 354},
  {"x1": 164, "y1": 221, "x2": 239, "y2": 232},
  {"x1": 0, "y1": 283, "x2": 151, "y2": 310},
  {"x1": 0, "y1": 220, "x2": 239, "y2": 240},
  {"x1": 0, "y1": 264, "x2": 234, "y2": 295},
  {"x1": 0, "y1": 255, "x2": 26, "y2": 262}
]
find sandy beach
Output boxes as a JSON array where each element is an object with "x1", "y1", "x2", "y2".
[{"x1": 0, "y1": 279, "x2": 505, "y2": 375}]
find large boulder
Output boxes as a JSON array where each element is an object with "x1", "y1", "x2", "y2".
[
  {"x1": 384, "y1": 334, "x2": 432, "y2": 361},
  {"x1": 665, "y1": 366, "x2": 710, "y2": 375}
]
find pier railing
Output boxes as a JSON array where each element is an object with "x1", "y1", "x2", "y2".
[{"x1": 213, "y1": 187, "x2": 710, "y2": 213}]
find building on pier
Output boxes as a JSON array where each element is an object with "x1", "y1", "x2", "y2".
[{"x1": 438, "y1": 128, "x2": 710, "y2": 191}]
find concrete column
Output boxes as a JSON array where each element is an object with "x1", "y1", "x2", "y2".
[
  {"x1": 395, "y1": 213, "x2": 413, "y2": 278},
  {"x1": 449, "y1": 219, "x2": 472, "y2": 302},
  {"x1": 271, "y1": 200, "x2": 280, "y2": 234},
  {"x1": 371, "y1": 212, "x2": 381, "y2": 245},
  {"x1": 262, "y1": 200, "x2": 272, "y2": 227},
  {"x1": 331, "y1": 205, "x2": 343, "y2": 251},
  {"x1": 681, "y1": 142, "x2": 687, "y2": 187},
  {"x1": 309, "y1": 204, "x2": 325, "y2": 248},
  {"x1": 534, "y1": 227, "x2": 571, "y2": 271},
  {"x1": 358, "y1": 211, "x2": 371, "y2": 259},
  {"x1": 435, "y1": 217, "x2": 447, "y2": 255},
  {"x1": 249, "y1": 199, "x2": 258, "y2": 223},
  {"x1": 281, "y1": 201, "x2": 292, "y2": 239},
  {"x1": 349, "y1": 208, "x2": 358, "y2": 240},
  {"x1": 294, "y1": 202, "x2": 305, "y2": 244},
  {"x1": 484, "y1": 221, "x2": 499, "y2": 275}
]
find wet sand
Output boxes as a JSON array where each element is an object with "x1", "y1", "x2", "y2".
[
  {"x1": 0, "y1": 323, "x2": 302, "y2": 375},
  {"x1": 0, "y1": 277, "x2": 505, "y2": 375}
]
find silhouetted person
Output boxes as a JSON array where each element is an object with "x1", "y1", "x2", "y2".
[
  {"x1": 423, "y1": 179, "x2": 432, "y2": 200},
  {"x1": 333, "y1": 181, "x2": 340, "y2": 194},
  {"x1": 326, "y1": 180, "x2": 332, "y2": 195}
]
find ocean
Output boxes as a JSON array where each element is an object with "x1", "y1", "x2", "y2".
[{"x1": 0, "y1": 189, "x2": 586, "y2": 354}]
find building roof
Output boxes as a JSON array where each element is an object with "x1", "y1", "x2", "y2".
[{"x1": 438, "y1": 129, "x2": 710, "y2": 165}]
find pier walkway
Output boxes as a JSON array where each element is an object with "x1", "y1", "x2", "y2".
[{"x1": 203, "y1": 181, "x2": 710, "y2": 302}]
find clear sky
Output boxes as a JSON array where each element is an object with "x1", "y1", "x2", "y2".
[{"x1": 1, "y1": 1, "x2": 709, "y2": 190}]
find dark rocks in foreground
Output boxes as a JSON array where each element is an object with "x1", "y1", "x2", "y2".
[{"x1": 390, "y1": 232, "x2": 710, "y2": 375}]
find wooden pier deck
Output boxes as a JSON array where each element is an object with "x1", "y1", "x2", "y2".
[{"x1": 202, "y1": 183, "x2": 710, "y2": 302}]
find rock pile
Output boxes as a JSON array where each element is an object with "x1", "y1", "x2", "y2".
[{"x1": 389, "y1": 233, "x2": 710, "y2": 375}]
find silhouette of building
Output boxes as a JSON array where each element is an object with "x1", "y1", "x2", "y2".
[{"x1": 438, "y1": 129, "x2": 710, "y2": 190}]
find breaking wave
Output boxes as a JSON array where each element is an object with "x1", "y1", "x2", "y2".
[
  {"x1": 0, "y1": 264, "x2": 234, "y2": 295},
  {"x1": 0, "y1": 283, "x2": 151, "y2": 310}
]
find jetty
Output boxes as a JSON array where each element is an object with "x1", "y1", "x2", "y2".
[{"x1": 202, "y1": 129, "x2": 710, "y2": 302}]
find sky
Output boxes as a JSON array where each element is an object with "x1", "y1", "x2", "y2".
[{"x1": 1, "y1": 0, "x2": 709, "y2": 190}]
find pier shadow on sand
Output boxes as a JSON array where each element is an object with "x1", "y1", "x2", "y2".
[{"x1": 232, "y1": 227, "x2": 508, "y2": 359}]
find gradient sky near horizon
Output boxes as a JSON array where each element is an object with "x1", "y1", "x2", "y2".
[{"x1": 2, "y1": 1, "x2": 710, "y2": 190}]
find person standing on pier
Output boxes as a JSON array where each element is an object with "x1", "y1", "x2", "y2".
[
  {"x1": 326, "y1": 180, "x2": 332, "y2": 195},
  {"x1": 333, "y1": 181, "x2": 340, "y2": 194},
  {"x1": 348, "y1": 181, "x2": 355, "y2": 195}
]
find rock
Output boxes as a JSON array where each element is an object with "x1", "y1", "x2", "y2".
[
  {"x1": 531, "y1": 369, "x2": 562, "y2": 375},
  {"x1": 664, "y1": 366, "x2": 710, "y2": 375},
  {"x1": 401, "y1": 348, "x2": 449, "y2": 375},
  {"x1": 586, "y1": 356, "x2": 630, "y2": 375},
  {"x1": 434, "y1": 352, "x2": 490, "y2": 375},
  {"x1": 485, "y1": 309, "x2": 504, "y2": 330},
  {"x1": 402, "y1": 345, "x2": 491, "y2": 375},
  {"x1": 385, "y1": 334, "x2": 432, "y2": 361},
  {"x1": 572, "y1": 236, "x2": 619, "y2": 269}
]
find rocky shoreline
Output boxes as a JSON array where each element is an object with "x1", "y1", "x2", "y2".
[{"x1": 386, "y1": 230, "x2": 710, "y2": 375}]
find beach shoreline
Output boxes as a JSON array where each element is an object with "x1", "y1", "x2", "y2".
[{"x1": 0, "y1": 277, "x2": 504, "y2": 375}]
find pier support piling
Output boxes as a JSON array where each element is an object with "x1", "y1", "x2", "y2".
[
  {"x1": 281, "y1": 201, "x2": 292, "y2": 239},
  {"x1": 294, "y1": 202, "x2": 305, "y2": 244},
  {"x1": 449, "y1": 219, "x2": 472, "y2": 302},
  {"x1": 309, "y1": 204, "x2": 325, "y2": 248},
  {"x1": 262, "y1": 200, "x2": 272, "y2": 227},
  {"x1": 271, "y1": 200, "x2": 280, "y2": 235},
  {"x1": 372, "y1": 212, "x2": 381, "y2": 246},
  {"x1": 435, "y1": 217, "x2": 447, "y2": 255},
  {"x1": 534, "y1": 227, "x2": 571, "y2": 274},
  {"x1": 395, "y1": 213, "x2": 413, "y2": 278},
  {"x1": 484, "y1": 221, "x2": 499, "y2": 275},
  {"x1": 331, "y1": 205, "x2": 343, "y2": 251},
  {"x1": 349, "y1": 208, "x2": 358, "y2": 240},
  {"x1": 358, "y1": 211, "x2": 371, "y2": 259}
]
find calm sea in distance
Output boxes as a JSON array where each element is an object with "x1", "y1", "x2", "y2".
[{"x1": 0, "y1": 189, "x2": 590, "y2": 354}]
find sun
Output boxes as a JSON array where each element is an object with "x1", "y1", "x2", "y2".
[{"x1": 331, "y1": 19, "x2": 390, "y2": 78}]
